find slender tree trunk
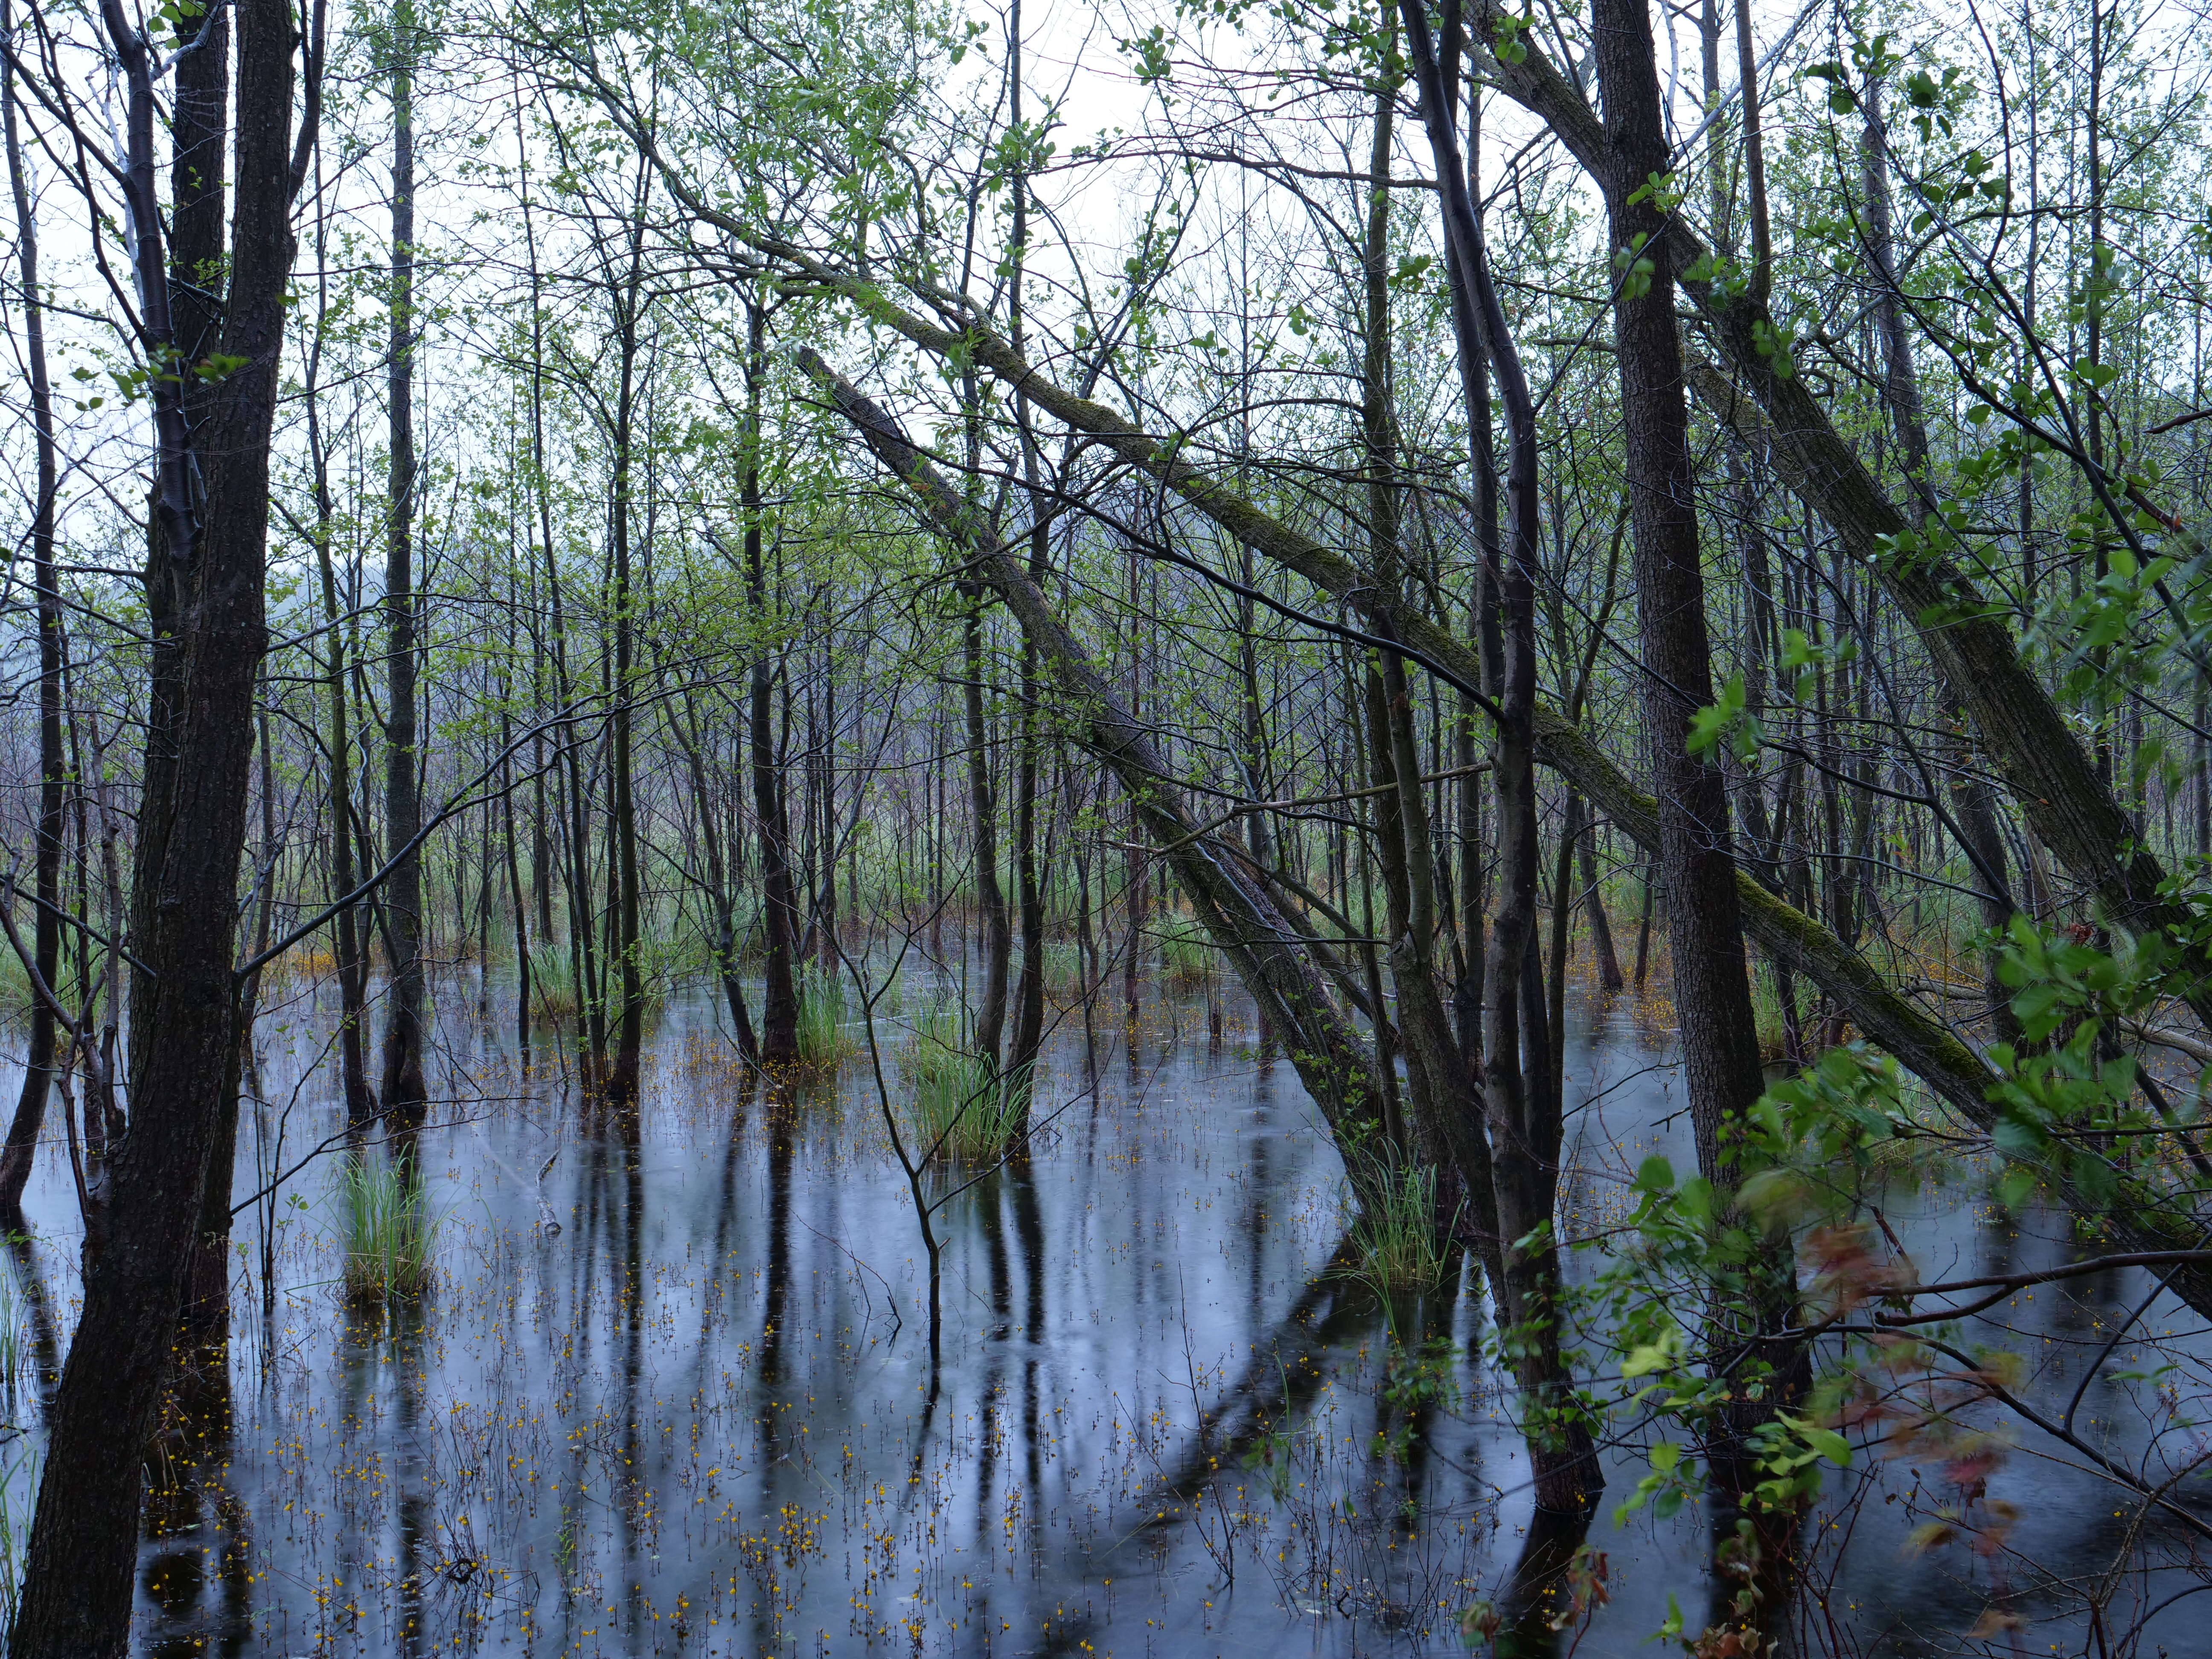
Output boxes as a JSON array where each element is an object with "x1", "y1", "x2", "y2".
[
  {"x1": 1400, "y1": 0, "x2": 1594, "y2": 1509},
  {"x1": 379, "y1": 14, "x2": 428, "y2": 1159},
  {"x1": 1579, "y1": 816, "x2": 1626, "y2": 992},
  {"x1": 0, "y1": 11, "x2": 64, "y2": 1218},
  {"x1": 674, "y1": 698, "x2": 759, "y2": 1063},
  {"x1": 603, "y1": 212, "x2": 648, "y2": 1111},
  {"x1": 309, "y1": 329, "x2": 375, "y2": 1141},
  {"x1": 965, "y1": 599, "x2": 1012, "y2": 1067},
  {"x1": 744, "y1": 301, "x2": 800, "y2": 1066},
  {"x1": 1357, "y1": 44, "x2": 1493, "y2": 1230},
  {"x1": 501, "y1": 697, "x2": 532, "y2": 1072},
  {"x1": 1001, "y1": 0, "x2": 1049, "y2": 1113}
]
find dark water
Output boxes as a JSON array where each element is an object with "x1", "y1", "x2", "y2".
[{"x1": 0, "y1": 966, "x2": 2202, "y2": 1656}]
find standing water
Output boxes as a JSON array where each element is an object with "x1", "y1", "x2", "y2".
[{"x1": 0, "y1": 967, "x2": 2201, "y2": 1656}]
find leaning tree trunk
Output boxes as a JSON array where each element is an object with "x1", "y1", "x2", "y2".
[
  {"x1": 746, "y1": 244, "x2": 2212, "y2": 1326},
  {"x1": 800, "y1": 350, "x2": 1453, "y2": 1234}
]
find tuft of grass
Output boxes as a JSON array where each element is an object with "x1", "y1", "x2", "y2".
[
  {"x1": 334, "y1": 1157, "x2": 438, "y2": 1302},
  {"x1": 901, "y1": 1005, "x2": 1027, "y2": 1164},
  {"x1": 1158, "y1": 914, "x2": 1211, "y2": 990},
  {"x1": 795, "y1": 969, "x2": 853, "y2": 1070},
  {"x1": 0, "y1": 1438, "x2": 35, "y2": 1629},
  {"x1": 1348, "y1": 1159, "x2": 1455, "y2": 1295},
  {"x1": 530, "y1": 954, "x2": 584, "y2": 1021},
  {"x1": 1039, "y1": 938, "x2": 1086, "y2": 997},
  {"x1": 0, "y1": 1270, "x2": 21, "y2": 1401}
]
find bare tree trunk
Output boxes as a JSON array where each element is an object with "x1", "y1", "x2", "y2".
[
  {"x1": 1588, "y1": 0, "x2": 1766, "y2": 1175},
  {"x1": 1400, "y1": 0, "x2": 1594, "y2": 1510},
  {"x1": 602, "y1": 191, "x2": 649, "y2": 1111},
  {"x1": 744, "y1": 301, "x2": 800, "y2": 1066},
  {"x1": 1357, "y1": 43, "x2": 1492, "y2": 1228},
  {"x1": 379, "y1": 10, "x2": 428, "y2": 1159},
  {"x1": 11, "y1": 0, "x2": 307, "y2": 1638},
  {"x1": 965, "y1": 597, "x2": 1012, "y2": 1066},
  {"x1": 672, "y1": 693, "x2": 759, "y2": 1063},
  {"x1": 0, "y1": 6, "x2": 64, "y2": 1218},
  {"x1": 306, "y1": 242, "x2": 376, "y2": 1141}
]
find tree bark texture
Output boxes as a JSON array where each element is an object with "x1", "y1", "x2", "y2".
[{"x1": 11, "y1": 0, "x2": 298, "y2": 1643}]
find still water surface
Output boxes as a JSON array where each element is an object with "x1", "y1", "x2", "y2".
[{"x1": 1, "y1": 969, "x2": 2198, "y2": 1656}]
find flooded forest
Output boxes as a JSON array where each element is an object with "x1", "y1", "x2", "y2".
[{"x1": 0, "y1": 0, "x2": 2210, "y2": 1650}]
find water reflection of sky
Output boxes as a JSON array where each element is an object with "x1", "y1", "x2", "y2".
[{"x1": 3, "y1": 964, "x2": 2204, "y2": 1656}]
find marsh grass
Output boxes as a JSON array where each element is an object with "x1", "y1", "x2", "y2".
[
  {"x1": 901, "y1": 1004, "x2": 1027, "y2": 1164},
  {"x1": 529, "y1": 954, "x2": 584, "y2": 1021},
  {"x1": 1348, "y1": 1159, "x2": 1455, "y2": 1295},
  {"x1": 1039, "y1": 937, "x2": 1085, "y2": 996},
  {"x1": 0, "y1": 1438, "x2": 35, "y2": 1630},
  {"x1": 0, "y1": 1271, "x2": 22, "y2": 1401},
  {"x1": 1158, "y1": 914, "x2": 1211, "y2": 990},
  {"x1": 335, "y1": 1157, "x2": 438, "y2": 1302},
  {"x1": 796, "y1": 970, "x2": 853, "y2": 1069}
]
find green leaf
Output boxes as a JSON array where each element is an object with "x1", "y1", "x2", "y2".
[{"x1": 1799, "y1": 1422, "x2": 1851, "y2": 1466}]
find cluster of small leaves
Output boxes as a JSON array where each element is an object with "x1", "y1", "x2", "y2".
[{"x1": 1981, "y1": 919, "x2": 2186, "y2": 1213}]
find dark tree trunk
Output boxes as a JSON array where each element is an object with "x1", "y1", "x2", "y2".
[
  {"x1": 1003, "y1": 7, "x2": 1047, "y2": 1117},
  {"x1": 378, "y1": 16, "x2": 428, "y2": 1159},
  {"x1": 1580, "y1": 817, "x2": 1626, "y2": 992},
  {"x1": 673, "y1": 697, "x2": 759, "y2": 1063},
  {"x1": 307, "y1": 278, "x2": 376, "y2": 1142},
  {"x1": 744, "y1": 301, "x2": 800, "y2": 1067},
  {"x1": 1587, "y1": 0, "x2": 1766, "y2": 1176},
  {"x1": 1400, "y1": 0, "x2": 1595, "y2": 1511},
  {"x1": 500, "y1": 701, "x2": 533, "y2": 1071},
  {"x1": 1356, "y1": 52, "x2": 1493, "y2": 1232},
  {"x1": 10, "y1": 0, "x2": 303, "y2": 1641},
  {"x1": 603, "y1": 204, "x2": 648, "y2": 1112},
  {"x1": 965, "y1": 598, "x2": 1013, "y2": 1068}
]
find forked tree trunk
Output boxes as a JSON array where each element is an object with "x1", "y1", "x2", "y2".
[
  {"x1": 10, "y1": 0, "x2": 306, "y2": 1642},
  {"x1": 1398, "y1": 0, "x2": 1596, "y2": 1512}
]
